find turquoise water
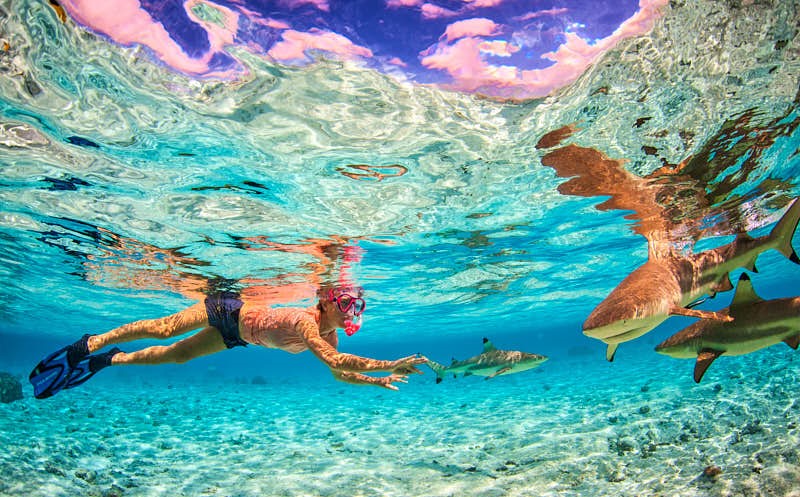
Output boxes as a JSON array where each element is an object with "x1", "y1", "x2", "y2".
[{"x1": 2, "y1": 1, "x2": 800, "y2": 496}]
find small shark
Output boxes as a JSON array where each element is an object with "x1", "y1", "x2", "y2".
[
  {"x1": 426, "y1": 338, "x2": 548, "y2": 383},
  {"x1": 655, "y1": 273, "x2": 800, "y2": 383},
  {"x1": 584, "y1": 198, "x2": 800, "y2": 361}
]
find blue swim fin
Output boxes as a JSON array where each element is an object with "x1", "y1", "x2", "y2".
[
  {"x1": 63, "y1": 347, "x2": 121, "y2": 391},
  {"x1": 28, "y1": 334, "x2": 91, "y2": 399}
]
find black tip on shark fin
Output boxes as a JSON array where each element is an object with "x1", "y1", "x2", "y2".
[
  {"x1": 783, "y1": 336, "x2": 800, "y2": 350},
  {"x1": 435, "y1": 377, "x2": 442, "y2": 384},
  {"x1": 791, "y1": 250, "x2": 800, "y2": 265},
  {"x1": 739, "y1": 273, "x2": 751, "y2": 282},
  {"x1": 482, "y1": 337, "x2": 489, "y2": 343},
  {"x1": 694, "y1": 349, "x2": 723, "y2": 383},
  {"x1": 605, "y1": 343, "x2": 618, "y2": 362}
]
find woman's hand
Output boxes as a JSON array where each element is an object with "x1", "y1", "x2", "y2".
[
  {"x1": 390, "y1": 354, "x2": 428, "y2": 375},
  {"x1": 376, "y1": 374, "x2": 410, "y2": 391}
]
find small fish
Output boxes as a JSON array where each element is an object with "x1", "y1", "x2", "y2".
[
  {"x1": 426, "y1": 338, "x2": 548, "y2": 383},
  {"x1": 655, "y1": 273, "x2": 800, "y2": 383}
]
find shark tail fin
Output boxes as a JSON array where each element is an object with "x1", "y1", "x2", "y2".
[
  {"x1": 426, "y1": 360, "x2": 447, "y2": 384},
  {"x1": 770, "y1": 198, "x2": 800, "y2": 264}
]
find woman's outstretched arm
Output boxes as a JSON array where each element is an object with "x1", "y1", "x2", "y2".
[{"x1": 297, "y1": 320, "x2": 426, "y2": 375}]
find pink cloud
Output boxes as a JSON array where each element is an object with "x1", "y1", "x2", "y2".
[
  {"x1": 234, "y1": 5, "x2": 291, "y2": 29},
  {"x1": 421, "y1": 3, "x2": 458, "y2": 19},
  {"x1": 479, "y1": 40, "x2": 519, "y2": 57},
  {"x1": 59, "y1": 0, "x2": 241, "y2": 78},
  {"x1": 268, "y1": 28, "x2": 373, "y2": 63},
  {"x1": 280, "y1": 0, "x2": 329, "y2": 11},
  {"x1": 266, "y1": 18, "x2": 291, "y2": 30},
  {"x1": 515, "y1": 8, "x2": 569, "y2": 22},
  {"x1": 443, "y1": 18, "x2": 501, "y2": 41},
  {"x1": 463, "y1": 0, "x2": 505, "y2": 8},
  {"x1": 422, "y1": 38, "x2": 516, "y2": 90},
  {"x1": 386, "y1": 0, "x2": 422, "y2": 7},
  {"x1": 422, "y1": 0, "x2": 669, "y2": 99},
  {"x1": 387, "y1": 57, "x2": 407, "y2": 67},
  {"x1": 395, "y1": 0, "x2": 506, "y2": 19}
]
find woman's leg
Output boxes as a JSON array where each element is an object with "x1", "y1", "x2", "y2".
[
  {"x1": 111, "y1": 326, "x2": 227, "y2": 365},
  {"x1": 88, "y1": 302, "x2": 209, "y2": 353}
]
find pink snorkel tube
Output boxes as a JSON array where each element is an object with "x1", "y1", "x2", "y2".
[
  {"x1": 344, "y1": 318, "x2": 361, "y2": 336},
  {"x1": 339, "y1": 244, "x2": 363, "y2": 336}
]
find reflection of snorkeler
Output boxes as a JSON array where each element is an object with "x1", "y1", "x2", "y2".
[{"x1": 30, "y1": 284, "x2": 428, "y2": 399}]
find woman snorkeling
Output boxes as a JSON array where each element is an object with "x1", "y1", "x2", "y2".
[{"x1": 30, "y1": 284, "x2": 428, "y2": 398}]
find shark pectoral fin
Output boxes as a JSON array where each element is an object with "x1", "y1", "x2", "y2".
[
  {"x1": 694, "y1": 349, "x2": 723, "y2": 383},
  {"x1": 605, "y1": 343, "x2": 619, "y2": 362},
  {"x1": 670, "y1": 306, "x2": 734, "y2": 322},
  {"x1": 485, "y1": 367, "x2": 512, "y2": 380},
  {"x1": 783, "y1": 336, "x2": 800, "y2": 350}
]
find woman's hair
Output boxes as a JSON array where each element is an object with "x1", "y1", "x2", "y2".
[{"x1": 317, "y1": 284, "x2": 364, "y2": 301}]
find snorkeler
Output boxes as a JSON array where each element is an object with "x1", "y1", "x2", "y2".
[{"x1": 29, "y1": 285, "x2": 428, "y2": 399}]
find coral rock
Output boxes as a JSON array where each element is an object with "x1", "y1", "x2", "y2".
[{"x1": 0, "y1": 372, "x2": 23, "y2": 403}]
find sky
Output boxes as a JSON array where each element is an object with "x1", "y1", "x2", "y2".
[{"x1": 59, "y1": 0, "x2": 667, "y2": 100}]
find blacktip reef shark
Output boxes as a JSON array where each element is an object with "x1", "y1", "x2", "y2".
[
  {"x1": 538, "y1": 118, "x2": 800, "y2": 362},
  {"x1": 656, "y1": 273, "x2": 800, "y2": 383},
  {"x1": 583, "y1": 197, "x2": 800, "y2": 361},
  {"x1": 426, "y1": 338, "x2": 548, "y2": 383}
]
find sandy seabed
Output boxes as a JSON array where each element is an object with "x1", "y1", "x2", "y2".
[{"x1": 1, "y1": 347, "x2": 799, "y2": 497}]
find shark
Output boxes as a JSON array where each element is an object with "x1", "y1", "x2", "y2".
[
  {"x1": 538, "y1": 135, "x2": 800, "y2": 362},
  {"x1": 583, "y1": 198, "x2": 800, "y2": 361},
  {"x1": 426, "y1": 338, "x2": 548, "y2": 383},
  {"x1": 655, "y1": 273, "x2": 800, "y2": 383}
]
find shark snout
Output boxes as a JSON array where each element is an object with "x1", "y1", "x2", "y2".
[
  {"x1": 582, "y1": 308, "x2": 635, "y2": 339},
  {"x1": 583, "y1": 305, "x2": 667, "y2": 343}
]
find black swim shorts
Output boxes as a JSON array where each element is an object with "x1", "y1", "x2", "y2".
[{"x1": 204, "y1": 292, "x2": 248, "y2": 349}]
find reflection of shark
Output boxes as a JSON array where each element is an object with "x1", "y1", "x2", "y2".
[
  {"x1": 426, "y1": 338, "x2": 548, "y2": 383},
  {"x1": 583, "y1": 199, "x2": 800, "y2": 361},
  {"x1": 656, "y1": 273, "x2": 800, "y2": 383}
]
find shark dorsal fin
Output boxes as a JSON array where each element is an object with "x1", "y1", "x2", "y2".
[
  {"x1": 694, "y1": 349, "x2": 723, "y2": 383},
  {"x1": 784, "y1": 336, "x2": 800, "y2": 350},
  {"x1": 482, "y1": 337, "x2": 496, "y2": 352},
  {"x1": 729, "y1": 273, "x2": 762, "y2": 313}
]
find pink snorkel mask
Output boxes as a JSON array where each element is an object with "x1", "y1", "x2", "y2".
[{"x1": 328, "y1": 288, "x2": 366, "y2": 336}]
